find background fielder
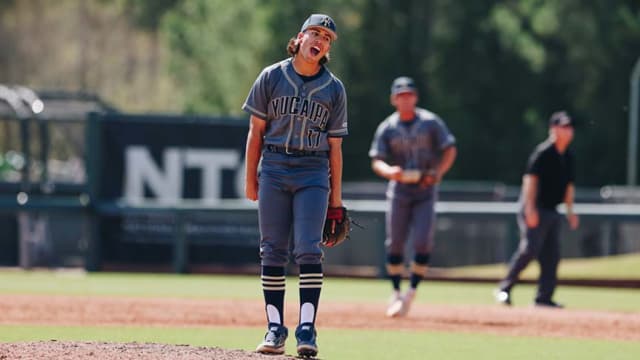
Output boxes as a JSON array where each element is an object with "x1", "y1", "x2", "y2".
[
  {"x1": 243, "y1": 13, "x2": 347, "y2": 357},
  {"x1": 495, "y1": 111, "x2": 579, "y2": 308},
  {"x1": 369, "y1": 76, "x2": 456, "y2": 317}
]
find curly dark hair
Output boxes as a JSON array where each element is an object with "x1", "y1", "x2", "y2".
[{"x1": 287, "y1": 37, "x2": 329, "y2": 65}]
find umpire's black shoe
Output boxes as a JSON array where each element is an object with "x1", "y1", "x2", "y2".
[
  {"x1": 256, "y1": 323, "x2": 288, "y2": 355},
  {"x1": 493, "y1": 289, "x2": 512, "y2": 306},
  {"x1": 295, "y1": 322, "x2": 318, "y2": 358},
  {"x1": 534, "y1": 299, "x2": 564, "y2": 309}
]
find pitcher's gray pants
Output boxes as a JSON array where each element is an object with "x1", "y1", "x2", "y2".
[{"x1": 258, "y1": 151, "x2": 329, "y2": 266}]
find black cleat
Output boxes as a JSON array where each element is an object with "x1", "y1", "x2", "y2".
[
  {"x1": 534, "y1": 299, "x2": 564, "y2": 309},
  {"x1": 295, "y1": 323, "x2": 318, "y2": 358},
  {"x1": 493, "y1": 289, "x2": 512, "y2": 306}
]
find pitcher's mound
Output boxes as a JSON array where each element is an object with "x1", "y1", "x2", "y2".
[{"x1": 0, "y1": 341, "x2": 297, "y2": 360}]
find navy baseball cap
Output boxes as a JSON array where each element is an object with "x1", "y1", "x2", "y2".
[
  {"x1": 391, "y1": 76, "x2": 417, "y2": 95},
  {"x1": 549, "y1": 111, "x2": 574, "y2": 127},
  {"x1": 301, "y1": 14, "x2": 338, "y2": 40}
]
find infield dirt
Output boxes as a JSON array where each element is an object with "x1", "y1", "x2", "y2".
[{"x1": 1, "y1": 294, "x2": 638, "y2": 359}]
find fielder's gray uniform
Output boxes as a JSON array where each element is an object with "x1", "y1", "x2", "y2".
[
  {"x1": 369, "y1": 108, "x2": 455, "y2": 255},
  {"x1": 243, "y1": 58, "x2": 348, "y2": 266}
]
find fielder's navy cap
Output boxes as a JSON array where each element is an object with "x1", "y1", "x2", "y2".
[
  {"x1": 301, "y1": 14, "x2": 338, "y2": 40},
  {"x1": 391, "y1": 76, "x2": 417, "y2": 95},
  {"x1": 549, "y1": 111, "x2": 574, "y2": 127}
]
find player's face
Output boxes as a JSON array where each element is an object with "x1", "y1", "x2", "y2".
[
  {"x1": 391, "y1": 92, "x2": 418, "y2": 113},
  {"x1": 552, "y1": 125, "x2": 574, "y2": 144},
  {"x1": 298, "y1": 28, "x2": 332, "y2": 63}
]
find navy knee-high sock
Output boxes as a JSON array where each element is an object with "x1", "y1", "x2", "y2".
[
  {"x1": 299, "y1": 263, "x2": 323, "y2": 325},
  {"x1": 386, "y1": 254, "x2": 404, "y2": 291},
  {"x1": 261, "y1": 265, "x2": 286, "y2": 326},
  {"x1": 410, "y1": 253, "x2": 430, "y2": 289}
]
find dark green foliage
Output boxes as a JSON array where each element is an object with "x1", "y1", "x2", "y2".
[
  {"x1": 5, "y1": 0, "x2": 636, "y2": 186},
  {"x1": 116, "y1": 0, "x2": 640, "y2": 185},
  {"x1": 120, "y1": 0, "x2": 181, "y2": 30}
]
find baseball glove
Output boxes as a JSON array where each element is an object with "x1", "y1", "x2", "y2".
[{"x1": 322, "y1": 206, "x2": 350, "y2": 247}]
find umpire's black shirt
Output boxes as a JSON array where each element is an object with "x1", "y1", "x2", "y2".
[{"x1": 526, "y1": 140, "x2": 575, "y2": 210}]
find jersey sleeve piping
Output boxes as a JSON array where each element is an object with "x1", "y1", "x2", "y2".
[
  {"x1": 326, "y1": 75, "x2": 349, "y2": 137},
  {"x1": 242, "y1": 103, "x2": 268, "y2": 119},
  {"x1": 328, "y1": 129, "x2": 348, "y2": 137}
]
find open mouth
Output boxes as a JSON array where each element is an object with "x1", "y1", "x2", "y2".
[{"x1": 310, "y1": 46, "x2": 320, "y2": 56}]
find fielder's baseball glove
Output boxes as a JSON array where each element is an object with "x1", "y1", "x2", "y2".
[{"x1": 322, "y1": 206, "x2": 350, "y2": 247}]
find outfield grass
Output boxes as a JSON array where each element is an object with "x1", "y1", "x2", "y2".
[
  {"x1": 0, "y1": 269, "x2": 639, "y2": 359},
  {"x1": 446, "y1": 252, "x2": 640, "y2": 279},
  {"x1": 0, "y1": 269, "x2": 638, "y2": 311}
]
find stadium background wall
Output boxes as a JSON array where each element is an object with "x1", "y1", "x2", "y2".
[{"x1": 0, "y1": 112, "x2": 639, "y2": 276}]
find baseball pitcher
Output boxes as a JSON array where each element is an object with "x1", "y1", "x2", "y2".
[{"x1": 243, "y1": 14, "x2": 347, "y2": 358}]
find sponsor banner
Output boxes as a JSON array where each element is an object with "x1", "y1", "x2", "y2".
[
  {"x1": 92, "y1": 114, "x2": 257, "y2": 259},
  {"x1": 97, "y1": 114, "x2": 248, "y2": 202}
]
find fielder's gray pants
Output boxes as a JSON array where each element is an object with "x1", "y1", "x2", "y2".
[
  {"x1": 385, "y1": 188, "x2": 437, "y2": 256},
  {"x1": 499, "y1": 208, "x2": 562, "y2": 302}
]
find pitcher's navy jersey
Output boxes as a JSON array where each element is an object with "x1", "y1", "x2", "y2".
[
  {"x1": 242, "y1": 58, "x2": 348, "y2": 152},
  {"x1": 369, "y1": 107, "x2": 455, "y2": 197}
]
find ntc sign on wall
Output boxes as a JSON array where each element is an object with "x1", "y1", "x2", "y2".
[
  {"x1": 88, "y1": 114, "x2": 258, "y2": 267},
  {"x1": 91, "y1": 114, "x2": 248, "y2": 202}
]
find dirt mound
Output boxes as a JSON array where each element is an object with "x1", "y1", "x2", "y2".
[
  {"x1": 0, "y1": 341, "x2": 296, "y2": 360},
  {"x1": 1, "y1": 294, "x2": 639, "y2": 359}
]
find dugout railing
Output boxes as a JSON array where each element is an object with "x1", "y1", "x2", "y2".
[
  {"x1": 86, "y1": 199, "x2": 640, "y2": 279},
  {"x1": 2, "y1": 193, "x2": 639, "y2": 280}
]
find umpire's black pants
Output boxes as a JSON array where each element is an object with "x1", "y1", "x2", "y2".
[{"x1": 499, "y1": 208, "x2": 562, "y2": 303}]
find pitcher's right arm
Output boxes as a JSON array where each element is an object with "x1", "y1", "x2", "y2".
[{"x1": 245, "y1": 115, "x2": 266, "y2": 201}]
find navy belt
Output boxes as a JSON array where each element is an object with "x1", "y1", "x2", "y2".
[{"x1": 265, "y1": 145, "x2": 328, "y2": 157}]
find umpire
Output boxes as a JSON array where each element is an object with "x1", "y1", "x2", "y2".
[{"x1": 495, "y1": 111, "x2": 579, "y2": 308}]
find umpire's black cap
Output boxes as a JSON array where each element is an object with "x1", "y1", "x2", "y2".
[
  {"x1": 301, "y1": 14, "x2": 338, "y2": 40},
  {"x1": 391, "y1": 76, "x2": 417, "y2": 96},
  {"x1": 549, "y1": 111, "x2": 574, "y2": 127}
]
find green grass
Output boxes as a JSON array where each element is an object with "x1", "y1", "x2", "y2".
[
  {"x1": 1, "y1": 268, "x2": 639, "y2": 359},
  {"x1": 0, "y1": 269, "x2": 263, "y2": 299},
  {"x1": 1, "y1": 325, "x2": 639, "y2": 360},
  {"x1": 446, "y1": 252, "x2": 640, "y2": 279},
  {"x1": 0, "y1": 269, "x2": 638, "y2": 311}
]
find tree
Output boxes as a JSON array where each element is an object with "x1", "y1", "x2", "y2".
[
  {"x1": 4, "y1": 0, "x2": 637, "y2": 186},
  {"x1": 162, "y1": 0, "x2": 271, "y2": 115},
  {"x1": 117, "y1": 0, "x2": 181, "y2": 31},
  {"x1": 479, "y1": 0, "x2": 640, "y2": 185}
]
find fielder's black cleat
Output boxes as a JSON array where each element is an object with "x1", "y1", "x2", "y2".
[
  {"x1": 493, "y1": 289, "x2": 512, "y2": 306},
  {"x1": 256, "y1": 323, "x2": 288, "y2": 355},
  {"x1": 295, "y1": 322, "x2": 318, "y2": 358},
  {"x1": 534, "y1": 299, "x2": 564, "y2": 309}
]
